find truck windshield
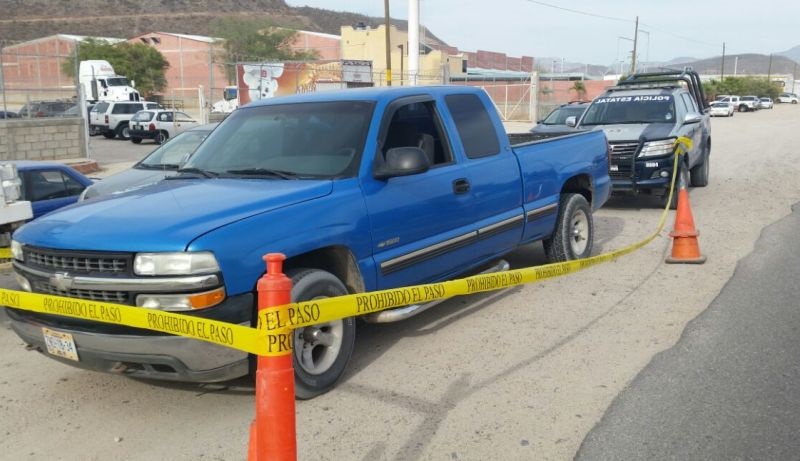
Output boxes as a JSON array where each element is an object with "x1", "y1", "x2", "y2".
[
  {"x1": 106, "y1": 77, "x2": 130, "y2": 87},
  {"x1": 183, "y1": 101, "x2": 374, "y2": 178},
  {"x1": 581, "y1": 95, "x2": 675, "y2": 125}
]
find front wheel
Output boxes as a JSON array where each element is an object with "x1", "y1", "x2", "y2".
[
  {"x1": 154, "y1": 130, "x2": 169, "y2": 144},
  {"x1": 661, "y1": 164, "x2": 689, "y2": 209},
  {"x1": 131, "y1": 137, "x2": 142, "y2": 144},
  {"x1": 288, "y1": 268, "x2": 356, "y2": 400},
  {"x1": 543, "y1": 193, "x2": 593, "y2": 262},
  {"x1": 690, "y1": 146, "x2": 710, "y2": 187}
]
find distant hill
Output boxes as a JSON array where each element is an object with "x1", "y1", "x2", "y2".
[
  {"x1": 670, "y1": 53, "x2": 798, "y2": 76},
  {"x1": 777, "y1": 45, "x2": 800, "y2": 63},
  {"x1": 0, "y1": 0, "x2": 449, "y2": 49}
]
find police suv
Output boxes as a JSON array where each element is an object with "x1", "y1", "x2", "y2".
[{"x1": 569, "y1": 69, "x2": 711, "y2": 208}]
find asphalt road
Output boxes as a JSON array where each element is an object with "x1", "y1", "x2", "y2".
[
  {"x1": 577, "y1": 202, "x2": 800, "y2": 460},
  {"x1": 1, "y1": 105, "x2": 799, "y2": 460}
]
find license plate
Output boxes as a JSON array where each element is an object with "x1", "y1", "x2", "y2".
[
  {"x1": 42, "y1": 328, "x2": 80, "y2": 362},
  {"x1": 610, "y1": 165, "x2": 619, "y2": 172}
]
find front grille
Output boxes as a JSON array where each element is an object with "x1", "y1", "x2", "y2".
[
  {"x1": 32, "y1": 280, "x2": 129, "y2": 304},
  {"x1": 24, "y1": 247, "x2": 130, "y2": 274},
  {"x1": 608, "y1": 142, "x2": 639, "y2": 179}
]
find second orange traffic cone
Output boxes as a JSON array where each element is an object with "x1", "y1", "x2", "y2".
[{"x1": 665, "y1": 188, "x2": 706, "y2": 264}]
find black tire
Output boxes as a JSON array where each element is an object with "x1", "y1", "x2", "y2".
[
  {"x1": 739, "y1": 105, "x2": 747, "y2": 112},
  {"x1": 690, "y1": 144, "x2": 710, "y2": 187},
  {"x1": 154, "y1": 130, "x2": 169, "y2": 145},
  {"x1": 793, "y1": 100, "x2": 798, "y2": 104},
  {"x1": 102, "y1": 131, "x2": 116, "y2": 139},
  {"x1": 662, "y1": 163, "x2": 689, "y2": 210},
  {"x1": 131, "y1": 137, "x2": 142, "y2": 144},
  {"x1": 543, "y1": 193, "x2": 593, "y2": 262},
  {"x1": 287, "y1": 268, "x2": 356, "y2": 400},
  {"x1": 116, "y1": 123, "x2": 131, "y2": 140}
]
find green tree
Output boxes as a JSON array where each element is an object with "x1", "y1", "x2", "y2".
[
  {"x1": 569, "y1": 80, "x2": 587, "y2": 101},
  {"x1": 62, "y1": 38, "x2": 170, "y2": 97},
  {"x1": 212, "y1": 17, "x2": 320, "y2": 83},
  {"x1": 703, "y1": 76, "x2": 782, "y2": 100}
]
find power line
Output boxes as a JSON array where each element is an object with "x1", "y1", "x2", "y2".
[
  {"x1": 522, "y1": 0, "x2": 632, "y2": 23},
  {"x1": 639, "y1": 22, "x2": 719, "y2": 48}
]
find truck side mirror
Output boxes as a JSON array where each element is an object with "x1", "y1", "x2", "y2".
[
  {"x1": 374, "y1": 147, "x2": 430, "y2": 180},
  {"x1": 683, "y1": 113, "x2": 702, "y2": 124},
  {"x1": 565, "y1": 116, "x2": 577, "y2": 127}
]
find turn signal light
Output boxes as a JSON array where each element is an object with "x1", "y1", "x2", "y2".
[{"x1": 189, "y1": 288, "x2": 226, "y2": 309}]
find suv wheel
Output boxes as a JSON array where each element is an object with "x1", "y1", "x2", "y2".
[
  {"x1": 102, "y1": 131, "x2": 116, "y2": 139},
  {"x1": 116, "y1": 123, "x2": 131, "y2": 140}
]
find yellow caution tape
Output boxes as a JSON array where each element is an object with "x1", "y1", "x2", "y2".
[
  {"x1": 0, "y1": 289, "x2": 288, "y2": 356},
  {"x1": 0, "y1": 145, "x2": 687, "y2": 357},
  {"x1": 0, "y1": 247, "x2": 11, "y2": 259}
]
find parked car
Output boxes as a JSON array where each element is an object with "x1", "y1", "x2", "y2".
[
  {"x1": 572, "y1": 68, "x2": 710, "y2": 209},
  {"x1": 709, "y1": 101, "x2": 735, "y2": 117},
  {"x1": 776, "y1": 93, "x2": 798, "y2": 104},
  {"x1": 8, "y1": 86, "x2": 611, "y2": 398},
  {"x1": 718, "y1": 95, "x2": 743, "y2": 112},
  {"x1": 17, "y1": 100, "x2": 75, "y2": 118},
  {"x1": 0, "y1": 110, "x2": 19, "y2": 119},
  {"x1": 12, "y1": 161, "x2": 92, "y2": 219},
  {"x1": 758, "y1": 97, "x2": 774, "y2": 109},
  {"x1": 80, "y1": 123, "x2": 217, "y2": 201},
  {"x1": 128, "y1": 109, "x2": 200, "y2": 144},
  {"x1": 89, "y1": 100, "x2": 161, "y2": 140},
  {"x1": 739, "y1": 96, "x2": 761, "y2": 112},
  {"x1": 531, "y1": 101, "x2": 589, "y2": 135}
]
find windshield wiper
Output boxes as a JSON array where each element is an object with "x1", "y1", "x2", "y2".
[
  {"x1": 223, "y1": 168, "x2": 298, "y2": 179},
  {"x1": 168, "y1": 167, "x2": 217, "y2": 179}
]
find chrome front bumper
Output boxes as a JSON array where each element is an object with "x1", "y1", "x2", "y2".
[{"x1": 8, "y1": 315, "x2": 249, "y2": 382}]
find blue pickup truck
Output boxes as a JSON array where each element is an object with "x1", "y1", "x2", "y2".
[{"x1": 7, "y1": 86, "x2": 610, "y2": 398}]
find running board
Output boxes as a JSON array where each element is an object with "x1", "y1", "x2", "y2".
[{"x1": 362, "y1": 259, "x2": 511, "y2": 324}]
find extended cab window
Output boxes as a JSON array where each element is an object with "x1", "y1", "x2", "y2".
[
  {"x1": 382, "y1": 101, "x2": 452, "y2": 166},
  {"x1": 444, "y1": 94, "x2": 500, "y2": 159},
  {"x1": 22, "y1": 170, "x2": 85, "y2": 201},
  {"x1": 184, "y1": 101, "x2": 374, "y2": 178},
  {"x1": 581, "y1": 95, "x2": 676, "y2": 125}
]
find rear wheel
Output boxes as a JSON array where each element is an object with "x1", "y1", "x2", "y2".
[
  {"x1": 116, "y1": 123, "x2": 131, "y2": 140},
  {"x1": 102, "y1": 131, "x2": 116, "y2": 139},
  {"x1": 287, "y1": 269, "x2": 356, "y2": 400},
  {"x1": 543, "y1": 193, "x2": 593, "y2": 262},
  {"x1": 131, "y1": 137, "x2": 142, "y2": 144},
  {"x1": 154, "y1": 130, "x2": 169, "y2": 144}
]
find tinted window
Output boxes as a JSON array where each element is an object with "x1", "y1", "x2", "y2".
[
  {"x1": 93, "y1": 102, "x2": 109, "y2": 113},
  {"x1": 581, "y1": 95, "x2": 675, "y2": 125},
  {"x1": 444, "y1": 94, "x2": 500, "y2": 159},
  {"x1": 542, "y1": 105, "x2": 586, "y2": 125},
  {"x1": 22, "y1": 170, "x2": 85, "y2": 201},
  {"x1": 382, "y1": 101, "x2": 452, "y2": 166}
]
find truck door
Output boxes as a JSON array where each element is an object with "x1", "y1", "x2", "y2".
[
  {"x1": 361, "y1": 96, "x2": 478, "y2": 289},
  {"x1": 678, "y1": 93, "x2": 704, "y2": 168}
]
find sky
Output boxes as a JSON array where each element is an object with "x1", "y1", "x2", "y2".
[{"x1": 285, "y1": 0, "x2": 799, "y2": 69}]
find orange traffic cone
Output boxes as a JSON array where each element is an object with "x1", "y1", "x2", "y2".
[{"x1": 665, "y1": 188, "x2": 706, "y2": 264}]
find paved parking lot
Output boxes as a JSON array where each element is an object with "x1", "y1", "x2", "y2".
[{"x1": 1, "y1": 106, "x2": 799, "y2": 460}]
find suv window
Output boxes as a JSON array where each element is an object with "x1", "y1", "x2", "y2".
[
  {"x1": 445, "y1": 94, "x2": 500, "y2": 159},
  {"x1": 93, "y1": 102, "x2": 109, "y2": 113}
]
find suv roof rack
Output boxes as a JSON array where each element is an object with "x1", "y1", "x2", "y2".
[{"x1": 616, "y1": 67, "x2": 709, "y2": 110}]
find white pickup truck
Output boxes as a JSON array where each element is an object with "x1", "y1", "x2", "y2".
[{"x1": 0, "y1": 163, "x2": 33, "y2": 249}]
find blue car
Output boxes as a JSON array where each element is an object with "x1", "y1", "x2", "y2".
[{"x1": 13, "y1": 161, "x2": 93, "y2": 219}]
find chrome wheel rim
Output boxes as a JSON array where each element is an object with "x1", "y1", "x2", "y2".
[{"x1": 570, "y1": 209, "x2": 589, "y2": 255}]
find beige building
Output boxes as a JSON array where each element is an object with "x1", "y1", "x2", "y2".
[{"x1": 341, "y1": 24, "x2": 466, "y2": 86}]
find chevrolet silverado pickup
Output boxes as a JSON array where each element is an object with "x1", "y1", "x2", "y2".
[{"x1": 6, "y1": 86, "x2": 611, "y2": 398}]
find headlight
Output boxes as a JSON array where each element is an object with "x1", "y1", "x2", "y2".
[
  {"x1": 10, "y1": 240, "x2": 24, "y2": 261},
  {"x1": 639, "y1": 138, "x2": 677, "y2": 158},
  {"x1": 134, "y1": 252, "x2": 220, "y2": 276}
]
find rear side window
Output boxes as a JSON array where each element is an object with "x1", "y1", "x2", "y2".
[
  {"x1": 93, "y1": 102, "x2": 109, "y2": 113},
  {"x1": 112, "y1": 104, "x2": 126, "y2": 114},
  {"x1": 444, "y1": 94, "x2": 500, "y2": 159}
]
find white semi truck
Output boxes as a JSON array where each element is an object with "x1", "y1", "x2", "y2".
[{"x1": 79, "y1": 60, "x2": 141, "y2": 104}]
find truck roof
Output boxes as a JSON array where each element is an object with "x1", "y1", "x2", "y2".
[{"x1": 243, "y1": 85, "x2": 486, "y2": 108}]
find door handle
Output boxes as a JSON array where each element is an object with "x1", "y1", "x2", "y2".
[{"x1": 452, "y1": 178, "x2": 470, "y2": 195}]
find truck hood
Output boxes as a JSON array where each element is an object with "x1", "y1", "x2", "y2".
[
  {"x1": 15, "y1": 179, "x2": 333, "y2": 252},
  {"x1": 82, "y1": 166, "x2": 176, "y2": 200},
  {"x1": 589, "y1": 122, "x2": 676, "y2": 142}
]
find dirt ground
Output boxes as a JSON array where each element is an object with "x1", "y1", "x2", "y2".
[{"x1": 1, "y1": 105, "x2": 798, "y2": 460}]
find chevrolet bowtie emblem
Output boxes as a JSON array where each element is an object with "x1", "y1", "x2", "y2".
[{"x1": 50, "y1": 272, "x2": 74, "y2": 291}]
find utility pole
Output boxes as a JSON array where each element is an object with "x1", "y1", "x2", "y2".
[
  {"x1": 408, "y1": 0, "x2": 419, "y2": 86},
  {"x1": 720, "y1": 42, "x2": 726, "y2": 80},
  {"x1": 630, "y1": 16, "x2": 639, "y2": 75},
  {"x1": 767, "y1": 53, "x2": 773, "y2": 81},
  {"x1": 383, "y1": 0, "x2": 392, "y2": 86},
  {"x1": 793, "y1": 61, "x2": 797, "y2": 93}
]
